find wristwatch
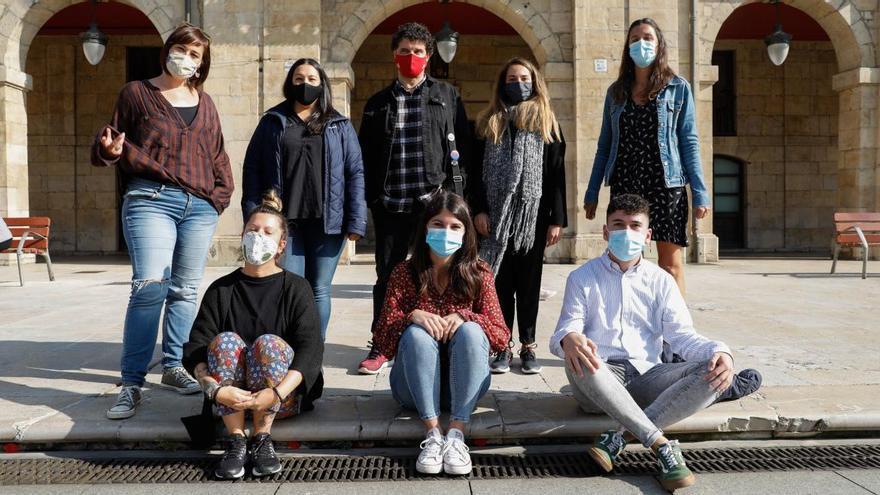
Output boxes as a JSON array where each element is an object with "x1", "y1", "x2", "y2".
[{"x1": 203, "y1": 381, "x2": 221, "y2": 404}]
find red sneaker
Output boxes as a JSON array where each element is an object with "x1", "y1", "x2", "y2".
[{"x1": 358, "y1": 343, "x2": 389, "y2": 375}]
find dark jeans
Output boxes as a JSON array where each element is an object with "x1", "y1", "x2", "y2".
[
  {"x1": 493, "y1": 223, "x2": 547, "y2": 346},
  {"x1": 370, "y1": 204, "x2": 422, "y2": 329}
]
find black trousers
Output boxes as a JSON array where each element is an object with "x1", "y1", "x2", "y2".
[
  {"x1": 0, "y1": 239, "x2": 11, "y2": 251},
  {"x1": 493, "y1": 223, "x2": 547, "y2": 347},
  {"x1": 370, "y1": 204, "x2": 423, "y2": 329}
]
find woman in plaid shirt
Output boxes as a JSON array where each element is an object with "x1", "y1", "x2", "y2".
[{"x1": 92, "y1": 24, "x2": 234, "y2": 420}]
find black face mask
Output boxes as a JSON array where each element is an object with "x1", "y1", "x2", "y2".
[
  {"x1": 292, "y1": 83, "x2": 322, "y2": 106},
  {"x1": 504, "y1": 81, "x2": 533, "y2": 104}
]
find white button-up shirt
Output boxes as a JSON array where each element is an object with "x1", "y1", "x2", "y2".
[{"x1": 549, "y1": 252, "x2": 731, "y2": 373}]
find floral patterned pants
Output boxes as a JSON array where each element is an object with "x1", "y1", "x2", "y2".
[{"x1": 208, "y1": 332, "x2": 299, "y2": 418}]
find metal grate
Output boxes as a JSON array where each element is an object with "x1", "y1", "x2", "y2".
[{"x1": 2, "y1": 445, "x2": 880, "y2": 484}]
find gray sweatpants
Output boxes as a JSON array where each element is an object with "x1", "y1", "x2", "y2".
[{"x1": 566, "y1": 359, "x2": 720, "y2": 448}]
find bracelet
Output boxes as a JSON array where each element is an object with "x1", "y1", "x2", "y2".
[{"x1": 271, "y1": 386, "x2": 284, "y2": 403}]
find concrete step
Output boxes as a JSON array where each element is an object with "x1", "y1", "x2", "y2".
[{"x1": 6, "y1": 385, "x2": 880, "y2": 445}]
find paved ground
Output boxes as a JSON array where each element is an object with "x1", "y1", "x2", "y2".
[
  {"x1": 4, "y1": 472, "x2": 880, "y2": 495},
  {"x1": 1, "y1": 255, "x2": 879, "y2": 445}
]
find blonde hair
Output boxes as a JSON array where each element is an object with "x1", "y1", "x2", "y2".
[
  {"x1": 477, "y1": 57, "x2": 561, "y2": 144},
  {"x1": 245, "y1": 189, "x2": 287, "y2": 238}
]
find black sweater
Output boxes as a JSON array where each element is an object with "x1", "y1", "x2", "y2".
[
  {"x1": 182, "y1": 269, "x2": 324, "y2": 409},
  {"x1": 467, "y1": 130, "x2": 568, "y2": 228}
]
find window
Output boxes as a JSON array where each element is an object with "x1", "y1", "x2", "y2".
[{"x1": 712, "y1": 50, "x2": 736, "y2": 136}]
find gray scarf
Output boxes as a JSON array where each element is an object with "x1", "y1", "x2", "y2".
[{"x1": 480, "y1": 126, "x2": 544, "y2": 274}]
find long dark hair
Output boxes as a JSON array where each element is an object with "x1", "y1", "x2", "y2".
[
  {"x1": 611, "y1": 18, "x2": 676, "y2": 104},
  {"x1": 409, "y1": 191, "x2": 486, "y2": 302},
  {"x1": 282, "y1": 58, "x2": 337, "y2": 135}
]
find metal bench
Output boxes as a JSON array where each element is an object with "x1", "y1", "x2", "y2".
[
  {"x1": 1, "y1": 217, "x2": 55, "y2": 287},
  {"x1": 831, "y1": 212, "x2": 880, "y2": 279}
]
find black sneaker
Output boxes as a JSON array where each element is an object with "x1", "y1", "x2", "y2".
[
  {"x1": 250, "y1": 432, "x2": 282, "y2": 477},
  {"x1": 520, "y1": 345, "x2": 542, "y2": 374},
  {"x1": 214, "y1": 433, "x2": 247, "y2": 480},
  {"x1": 490, "y1": 348, "x2": 513, "y2": 374},
  {"x1": 716, "y1": 368, "x2": 763, "y2": 403}
]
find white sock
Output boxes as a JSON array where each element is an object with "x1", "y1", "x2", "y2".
[{"x1": 446, "y1": 427, "x2": 465, "y2": 442}]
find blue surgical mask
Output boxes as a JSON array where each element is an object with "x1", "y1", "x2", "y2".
[
  {"x1": 426, "y1": 228, "x2": 464, "y2": 257},
  {"x1": 629, "y1": 39, "x2": 657, "y2": 68},
  {"x1": 608, "y1": 228, "x2": 646, "y2": 261}
]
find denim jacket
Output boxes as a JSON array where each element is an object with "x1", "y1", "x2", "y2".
[{"x1": 585, "y1": 76, "x2": 710, "y2": 207}]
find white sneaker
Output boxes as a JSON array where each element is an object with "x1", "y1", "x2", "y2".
[
  {"x1": 442, "y1": 428, "x2": 472, "y2": 475},
  {"x1": 416, "y1": 427, "x2": 445, "y2": 474}
]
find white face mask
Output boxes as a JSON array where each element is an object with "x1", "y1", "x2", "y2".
[
  {"x1": 241, "y1": 231, "x2": 278, "y2": 266},
  {"x1": 166, "y1": 52, "x2": 199, "y2": 79}
]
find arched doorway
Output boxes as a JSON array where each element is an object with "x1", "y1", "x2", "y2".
[
  {"x1": 347, "y1": 3, "x2": 541, "y2": 251},
  {"x1": 26, "y1": 1, "x2": 163, "y2": 254},
  {"x1": 706, "y1": 0, "x2": 873, "y2": 256},
  {"x1": 0, "y1": 0, "x2": 180, "y2": 261}
]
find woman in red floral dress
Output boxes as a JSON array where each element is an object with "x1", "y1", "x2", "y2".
[{"x1": 372, "y1": 191, "x2": 510, "y2": 476}]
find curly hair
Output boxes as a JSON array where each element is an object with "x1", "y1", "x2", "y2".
[
  {"x1": 391, "y1": 22, "x2": 435, "y2": 55},
  {"x1": 606, "y1": 193, "x2": 650, "y2": 220}
]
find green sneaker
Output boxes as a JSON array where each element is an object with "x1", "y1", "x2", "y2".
[
  {"x1": 655, "y1": 440, "x2": 695, "y2": 491},
  {"x1": 587, "y1": 429, "x2": 627, "y2": 472}
]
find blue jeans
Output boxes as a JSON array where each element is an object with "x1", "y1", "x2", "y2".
[
  {"x1": 281, "y1": 219, "x2": 346, "y2": 340},
  {"x1": 390, "y1": 323, "x2": 491, "y2": 423},
  {"x1": 120, "y1": 179, "x2": 219, "y2": 386}
]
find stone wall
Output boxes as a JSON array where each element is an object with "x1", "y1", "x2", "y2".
[
  {"x1": 713, "y1": 40, "x2": 838, "y2": 252},
  {"x1": 26, "y1": 34, "x2": 163, "y2": 254}
]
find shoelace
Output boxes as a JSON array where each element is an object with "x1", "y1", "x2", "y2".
[
  {"x1": 252, "y1": 435, "x2": 277, "y2": 461},
  {"x1": 366, "y1": 340, "x2": 382, "y2": 360},
  {"x1": 607, "y1": 432, "x2": 625, "y2": 455},
  {"x1": 441, "y1": 437, "x2": 470, "y2": 464},
  {"x1": 223, "y1": 437, "x2": 247, "y2": 461},
  {"x1": 115, "y1": 387, "x2": 137, "y2": 409},
  {"x1": 172, "y1": 367, "x2": 197, "y2": 385},
  {"x1": 419, "y1": 434, "x2": 444, "y2": 460},
  {"x1": 658, "y1": 444, "x2": 680, "y2": 471}
]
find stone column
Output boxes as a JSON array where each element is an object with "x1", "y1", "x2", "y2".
[
  {"x1": 832, "y1": 67, "x2": 880, "y2": 259},
  {"x1": 691, "y1": 64, "x2": 720, "y2": 263},
  {"x1": 0, "y1": 66, "x2": 32, "y2": 265}
]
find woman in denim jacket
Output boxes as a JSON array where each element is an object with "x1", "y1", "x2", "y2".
[{"x1": 584, "y1": 18, "x2": 710, "y2": 293}]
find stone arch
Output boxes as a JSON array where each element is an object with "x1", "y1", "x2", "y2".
[
  {"x1": 1, "y1": 0, "x2": 182, "y2": 76},
  {"x1": 702, "y1": 0, "x2": 872, "y2": 71},
  {"x1": 325, "y1": 0, "x2": 565, "y2": 67}
]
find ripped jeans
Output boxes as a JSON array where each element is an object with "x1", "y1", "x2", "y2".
[{"x1": 120, "y1": 178, "x2": 218, "y2": 386}]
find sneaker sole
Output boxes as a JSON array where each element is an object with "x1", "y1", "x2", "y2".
[
  {"x1": 106, "y1": 408, "x2": 136, "y2": 420},
  {"x1": 357, "y1": 363, "x2": 388, "y2": 375},
  {"x1": 214, "y1": 467, "x2": 245, "y2": 480},
  {"x1": 660, "y1": 473, "x2": 695, "y2": 491},
  {"x1": 444, "y1": 462, "x2": 472, "y2": 476},
  {"x1": 158, "y1": 382, "x2": 202, "y2": 395},
  {"x1": 587, "y1": 447, "x2": 614, "y2": 473},
  {"x1": 490, "y1": 366, "x2": 510, "y2": 374},
  {"x1": 252, "y1": 464, "x2": 282, "y2": 477},
  {"x1": 521, "y1": 366, "x2": 543, "y2": 374},
  {"x1": 416, "y1": 461, "x2": 443, "y2": 474}
]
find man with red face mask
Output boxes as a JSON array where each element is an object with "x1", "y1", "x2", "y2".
[{"x1": 358, "y1": 22, "x2": 472, "y2": 374}]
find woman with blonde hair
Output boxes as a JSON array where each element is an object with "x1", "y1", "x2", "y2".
[{"x1": 469, "y1": 57, "x2": 567, "y2": 375}]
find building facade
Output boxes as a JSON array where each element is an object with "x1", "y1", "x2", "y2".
[{"x1": 1, "y1": 0, "x2": 878, "y2": 264}]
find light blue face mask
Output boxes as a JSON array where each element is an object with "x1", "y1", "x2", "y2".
[
  {"x1": 608, "y1": 228, "x2": 646, "y2": 261},
  {"x1": 629, "y1": 39, "x2": 657, "y2": 68},
  {"x1": 426, "y1": 228, "x2": 464, "y2": 257}
]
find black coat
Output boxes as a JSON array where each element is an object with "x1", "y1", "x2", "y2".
[
  {"x1": 183, "y1": 269, "x2": 324, "y2": 410},
  {"x1": 358, "y1": 77, "x2": 472, "y2": 205}
]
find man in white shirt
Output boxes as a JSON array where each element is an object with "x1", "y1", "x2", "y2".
[{"x1": 549, "y1": 194, "x2": 734, "y2": 491}]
